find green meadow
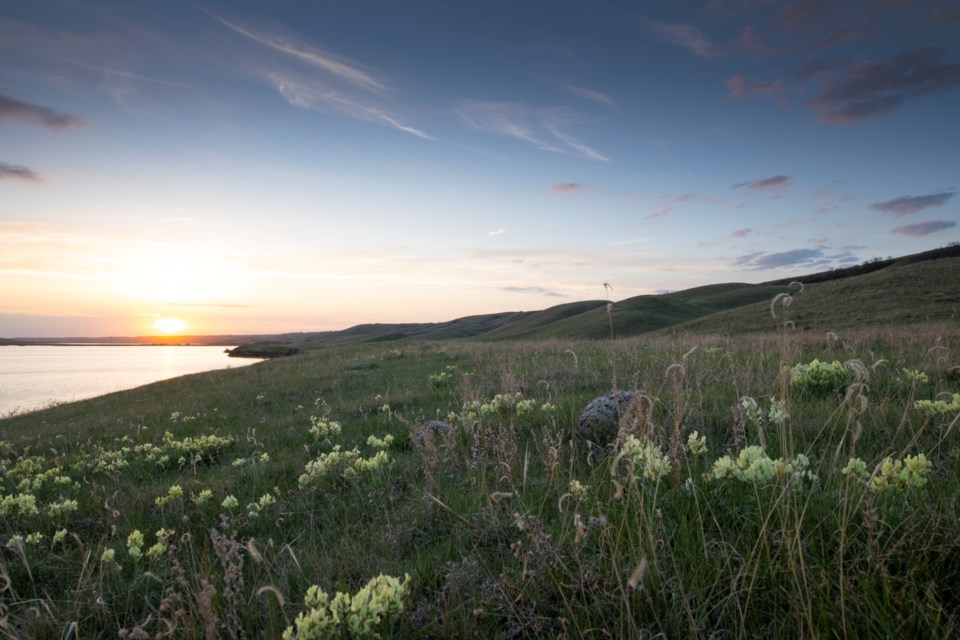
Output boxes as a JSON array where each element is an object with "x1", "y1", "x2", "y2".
[{"x1": 2, "y1": 275, "x2": 960, "y2": 637}]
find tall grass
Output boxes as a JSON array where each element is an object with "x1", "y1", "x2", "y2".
[{"x1": 0, "y1": 321, "x2": 958, "y2": 637}]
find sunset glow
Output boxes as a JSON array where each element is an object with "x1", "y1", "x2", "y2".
[
  {"x1": 1, "y1": 1, "x2": 958, "y2": 338},
  {"x1": 151, "y1": 318, "x2": 189, "y2": 335}
]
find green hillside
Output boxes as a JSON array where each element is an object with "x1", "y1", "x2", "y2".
[{"x1": 224, "y1": 244, "x2": 960, "y2": 356}]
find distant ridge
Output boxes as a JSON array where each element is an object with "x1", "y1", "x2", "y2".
[{"x1": 5, "y1": 244, "x2": 957, "y2": 355}]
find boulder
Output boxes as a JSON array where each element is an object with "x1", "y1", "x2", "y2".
[
  {"x1": 577, "y1": 390, "x2": 635, "y2": 447},
  {"x1": 412, "y1": 419, "x2": 451, "y2": 446}
]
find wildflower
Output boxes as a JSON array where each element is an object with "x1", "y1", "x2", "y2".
[
  {"x1": 366, "y1": 434, "x2": 394, "y2": 450},
  {"x1": 47, "y1": 498, "x2": 80, "y2": 518},
  {"x1": 915, "y1": 394, "x2": 960, "y2": 415},
  {"x1": 900, "y1": 368, "x2": 929, "y2": 385},
  {"x1": 282, "y1": 574, "x2": 410, "y2": 640},
  {"x1": 7, "y1": 535, "x2": 24, "y2": 550},
  {"x1": 842, "y1": 457, "x2": 869, "y2": 481},
  {"x1": 789, "y1": 359, "x2": 847, "y2": 396},
  {"x1": 567, "y1": 480, "x2": 589, "y2": 501},
  {"x1": 26, "y1": 532, "x2": 43, "y2": 545},
  {"x1": 621, "y1": 436, "x2": 671, "y2": 481},
  {"x1": 127, "y1": 530, "x2": 145, "y2": 559},
  {"x1": 193, "y1": 489, "x2": 213, "y2": 505},
  {"x1": 687, "y1": 431, "x2": 708, "y2": 456},
  {"x1": 53, "y1": 528, "x2": 68, "y2": 545},
  {"x1": 101, "y1": 548, "x2": 116, "y2": 563},
  {"x1": 222, "y1": 495, "x2": 239, "y2": 509}
]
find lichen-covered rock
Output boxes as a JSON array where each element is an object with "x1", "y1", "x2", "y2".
[
  {"x1": 411, "y1": 420, "x2": 451, "y2": 446},
  {"x1": 577, "y1": 390, "x2": 635, "y2": 447}
]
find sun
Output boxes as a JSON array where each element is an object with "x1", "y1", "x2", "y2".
[{"x1": 152, "y1": 317, "x2": 189, "y2": 334}]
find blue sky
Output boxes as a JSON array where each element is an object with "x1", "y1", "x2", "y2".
[{"x1": 1, "y1": 0, "x2": 958, "y2": 336}]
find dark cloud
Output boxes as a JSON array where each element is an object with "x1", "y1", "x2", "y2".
[
  {"x1": 808, "y1": 47, "x2": 960, "y2": 124},
  {"x1": 501, "y1": 286, "x2": 566, "y2": 297},
  {"x1": 727, "y1": 74, "x2": 783, "y2": 99},
  {"x1": 732, "y1": 175, "x2": 794, "y2": 192},
  {"x1": 551, "y1": 182, "x2": 586, "y2": 193},
  {"x1": 891, "y1": 220, "x2": 957, "y2": 236},
  {"x1": 0, "y1": 93, "x2": 81, "y2": 130},
  {"x1": 869, "y1": 192, "x2": 954, "y2": 215},
  {"x1": 793, "y1": 59, "x2": 832, "y2": 81},
  {"x1": 0, "y1": 163, "x2": 42, "y2": 182},
  {"x1": 731, "y1": 25, "x2": 775, "y2": 54},
  {"x1": 734, "y1": 248, "x2": 824, "y2": 269},
  {"x1": 798, "y1": 27, "x2": 871, "y2": 53},
  {"x1": 635, "y1": 17, "x2": 721, "y2": 58},
  {"x1": 777, "y1": 0, "x2": 829, "y2": 31}
]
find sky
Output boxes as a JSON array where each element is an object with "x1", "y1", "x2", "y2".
[{"x1": 2, "y1": 0, "x2": 959, "y2": 337}]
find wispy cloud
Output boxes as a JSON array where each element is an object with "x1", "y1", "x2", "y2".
[
  {"x1": 457, "y1": 102, "x2": 609, "y2": 161},
  {"x1": 727, "y1": 74, "x2": 783, "y2": 99},
  {"x1": 0, "y1": 93, "x2": 81, "y2": 130},
  {"x1": 732, "y1": 175, "x2": 794, "y2": 193},
  {"x1": 777, "y1": 0, "x2": 829, "y2": 31},
  {"x1": 488, "y1": 228, "x2": 506, "y2": 237},
  {"x1": 502, "y1": 286, "x2": 566, "y2": 297},
  {"x1": 869, "y1": 192, "x2": 954, "y2": 216},
  {"x1": 551, "y1": 182, "x2": 586, "y2": 193},
  {"x1": 808, "y1": 47, "x2": 960, "y2": 124},
  {"x1": 730, "y1": 228, "x2": 752, "y2": 237},
  {"x1": 203, "y1": 9, "x2": 386, "y2": 93},
  {"x1": 635, "y1": 17, "x2": 721, "y2": 57},
  {"x1": 558, "y1": 82, "x2": 615, "y2": 106},
  {"x1": 891, "y1": 220, "x2": 957, "y2": 236},
  {"x1": 731, "y1": 25, "x2": 775, "y2": 55},
  {"x1": 266, "y1": 72, "x2": 431, "y2": 139},
  {"x1": 733, "y1": 248, "x2": 824, "y2": 269},
  {"x1": 0, "y1": 163, "x2": 43, "y2": 182}
]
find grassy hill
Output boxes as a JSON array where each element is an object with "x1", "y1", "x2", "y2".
[{"x1": 228, "y1": 244, "x2": 959, "y2": 356}]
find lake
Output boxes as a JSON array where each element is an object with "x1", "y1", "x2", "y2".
[{"x1": 0, "y1": 345, "x2": 264, "y2": 417}]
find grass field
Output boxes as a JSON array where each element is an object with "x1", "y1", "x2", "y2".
[{"x1": 2, "y1": 307, "x2": 959, "y2": 637}]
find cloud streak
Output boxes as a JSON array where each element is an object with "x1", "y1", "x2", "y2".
[
  {"x1": 0, "y1": 93, "x2": 81, "y2": 130},
  {"x1": 636, "y1": 17, "x2": 720, "y2": 57},
  {"x1": 733, "y1": 248, "x2": 824, "y2": 269},
  {"x1": 727, "y1": 74, "x2": 783, "y2": 99},
  {"x1": 501, "y1": 286, "x2": 566, "y2": 297},
  {"x1": 809, "y1": 47, "x2": 960, "y2": 123},
  {"x1": 266, "y1": 73, "x2": 432, "y2": 139},
  {"x1": 558, "y1": 82, "x2": 615, "y2": 106},
  {"x1": 869, "y1": 192, "x2": 954, "y2": 216},
  {"x1": 551, "y1": 182, "x2": 586, "y2": 192},
  {"x1": 732, "y1": 175, "x2": 794, "y2": 193},
  {"x1": 0, "y1": 163, "x2": 42, "y2": 182},
  {"x1": 204, "y1": 9, "x2": 386, "y2": 93},
  {"x1": 891, "y1": 220, "x2": 957, "y2": 236},
  {"x1": 457, "y1": 102, "x2": 609, "y2": 161}
]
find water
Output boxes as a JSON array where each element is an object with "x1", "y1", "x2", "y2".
[{"x1": 0, "y1": 345, "x2": 263, "y2": 417}]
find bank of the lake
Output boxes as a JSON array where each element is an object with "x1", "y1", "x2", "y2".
[{"x1": 0, "y1": 344, "x2": 263, "y2": 416}]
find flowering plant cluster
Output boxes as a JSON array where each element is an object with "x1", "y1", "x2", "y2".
[
  {"x1": 710, "y1": 446, "x2": 816, "y2": 486},
  {"x1": 428, "y1": 365, "x2": 458, "y2": 388},
  {"x1": 740, "y1": 397, "x2": 788, "y2": 431},
  {"x1": 914, "y1": 393, "x2": 960, "y2": 416},
  {"x1": 283, "y1": 573, "x2": 410, "y2": 639},
  {"x1": 452, "y1": 392, "x2": 558, "y2": 423},
  {"x1": 309, "y1": 414, "x2": 342, "y2": 441},
  {"x1": 687, "y1": 431, "x2": 708, "y2": 457},
  {"x1": 298, "y1": 445, "x2": 391, "y2": 488},
  {"x1": 620, "y1": 436, "x2": 671, "y2": 482},
  {"x1": 842, "y1": 454, "x2": 932, "y2": 493},
  {"x1": 789, "y1": 359, "x2": 847, "y2": 396}
]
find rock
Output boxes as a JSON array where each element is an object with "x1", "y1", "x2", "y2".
[
  {"x1": 412, "y1": 420, "x2": 451, "y2": 446},
  {"x1": 577, "y1": 390, "x2": 635, "y2": 447}
]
